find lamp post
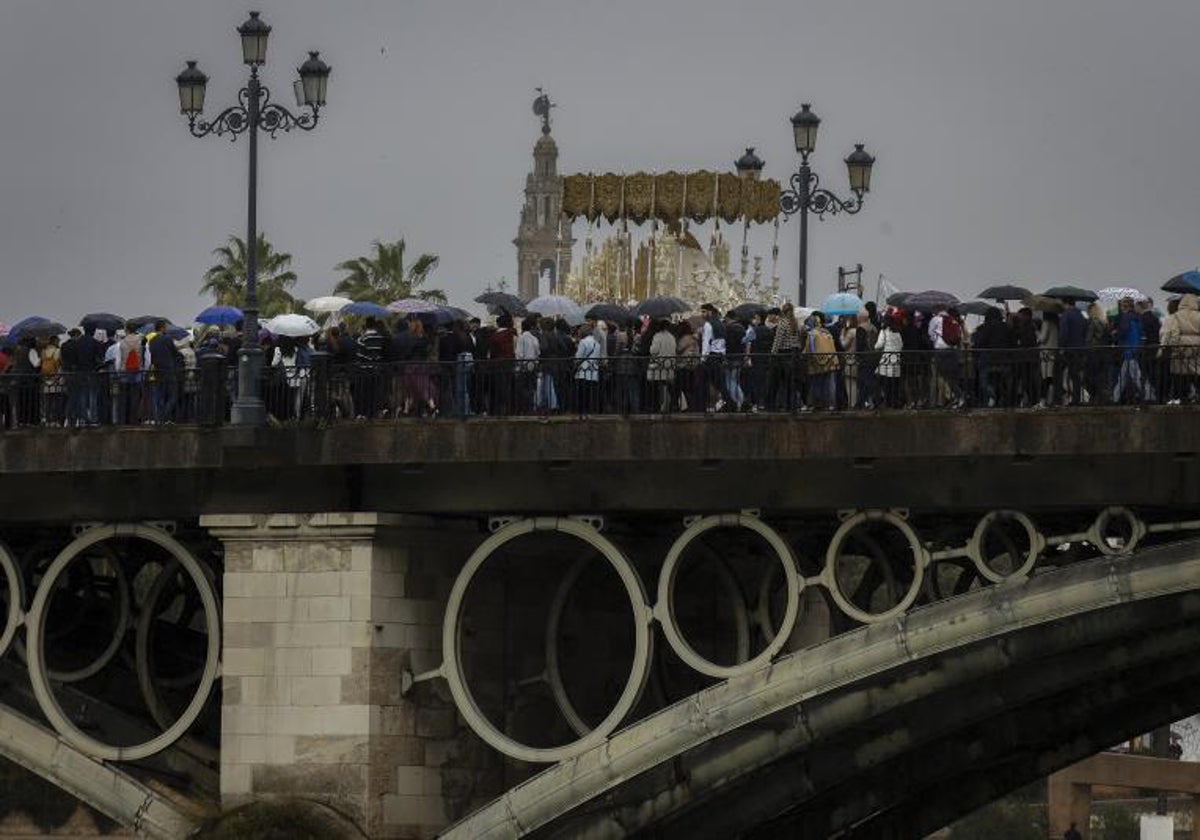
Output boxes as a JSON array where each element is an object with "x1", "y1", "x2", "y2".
[
  {"x1": 175, "y1": 11, "x2": 330, "y2": 426},
  {"x1": 771, "y1": 103, "x2": 874, "y2": 307}
]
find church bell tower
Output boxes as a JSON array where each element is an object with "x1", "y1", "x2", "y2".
[{"x1": 514, "y1": 89, "x2": 573, "y2": 300}]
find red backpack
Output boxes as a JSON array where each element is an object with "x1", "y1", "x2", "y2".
[
  {"x1": 124, "y1": 344, "x2": 141, "y2": 372},
  {"x1": 941, "y1": 316, "x2": 962, "y2": 347}
]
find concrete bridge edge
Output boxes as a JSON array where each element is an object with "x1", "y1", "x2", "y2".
[{"x1": 0, "y1": 703, "x2": 205, "y2": 839}]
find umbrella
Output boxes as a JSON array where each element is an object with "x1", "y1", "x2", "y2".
[
  {"x1": 341, "y1": 301, "x2": 391, "y2": 318},
  {"x1": 1096, "y1": 286, "x2": 1148, "y2": 304},
  {"x1": 1163, "y1": 270, "x2": 1200, "y2": 294},
  {"x1": 388, "y1": 298, "x2": 441, "y2": 315},
  {"x1": 528, "y1": 296, "x2": 583, "y2": 326},
  {"x1": 1022, "y1": 295, "x2": 1066, "y2": 314},
  {"x1": 18, "y1": 320, "x2": 68, "y2": 340},
  {"x1": 195, "y1": 305, "x2": 243, "y2": 326},
  {"x1": 137, "y1": 321, "x2": 183, "y2": 336},
  {"x1": 264, "y1": 313, "x2": 320, "y2": 337},
  {"x1": 1043, "y1": 285, "x2": 1097, "y2": 302},
  {"x1": 904, "y1": 290, "x2": 960, "y2": 311},
  {"x1": 978, "y1": 284, "x2": 1032, "y2": 302},
  {"x1": 474, "y1": 291, "x2": 527, "y2": 316},
  {"x1": 634, "y1": 296, "x2": 691, "y2": 319},
  {"x1": 728, "y1": 302, "x2": 768, "y2": 321},
  {"x1": 80, "y1": 313, "x2": 125, "y2": 334},
  {"x1": 127, "y1": 315, "x2": 169, "y2": 330},
  {"x1": 585, "y1": 303, "x2": 633, "y2": 325},
  {"x1": 305, "y1": 295, "x2": 354, "y2": 314},
  {"x1": 885, "y1": 291, "x2": 911, "y2": 307},
  {"x1": 960, "y1": 300, "x2": 1002, "y2": 317},
  {"x1": 163, "y1": 325, "x2": 191, "y2": 341},
  {"x1": 822, "y1": 292, "x2": 864, "y2": 316}
]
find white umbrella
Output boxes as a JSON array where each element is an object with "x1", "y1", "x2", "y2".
[
  {"x1": 1097, "y1": 286, "x2": 1148, "y2": 304},
  {"x1": 527, "y1": 294, "x2": 583, "y2": 321},
  {"x1": 304, "y1": 295, "x2": 353, "y2": 314},
  {"x1": 264, "y1": 313, "x2": 320, "y2": 337}
]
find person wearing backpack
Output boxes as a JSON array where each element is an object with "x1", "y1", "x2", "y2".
[
  {"x1": 804, "y1": 312, "x2": 840, "y2": 410},
  {"x1": 929, "y1": 307, "x2": 965, "y2": 408},
  {"x1": 116, "y1": 325, "x2": 145, "y2": 424}
]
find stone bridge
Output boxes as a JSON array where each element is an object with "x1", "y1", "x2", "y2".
[{"x1": 0, "y1": 408, "x2": 1198, "y2": 838}]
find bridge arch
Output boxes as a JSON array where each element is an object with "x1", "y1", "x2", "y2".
[{"x1": 443, "y1": 538, "x2": 1200, "y2": 839}]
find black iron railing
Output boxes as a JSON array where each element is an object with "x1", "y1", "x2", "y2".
[{"x1": 0, "y1": 345, "x2": 1195, "y2": 429}]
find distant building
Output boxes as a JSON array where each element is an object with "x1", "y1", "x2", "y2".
[{"x1": 513, "y1": 89, "x2": 574, "y2": 301}]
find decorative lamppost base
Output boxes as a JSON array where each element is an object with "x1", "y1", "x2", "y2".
[{"x1": 231, "y1": 346, "x2": 267, "y2": 427}]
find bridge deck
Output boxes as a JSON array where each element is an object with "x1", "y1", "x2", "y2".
[{"x1": 0, "y1": 408, "x2": 1196, "y2": 520}]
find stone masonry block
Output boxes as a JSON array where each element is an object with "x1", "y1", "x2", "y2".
[
  {"x1": 380, "y1": 705, "x2": 417, "y2": 736},
  {"x1": 222, "y1": 706, "x2": 267, "y2": 734},
  {"x1": 224, "y1": 572, "x2": 288, "y2": 598},
  {"x1": 381, "y1": 794, "x2": 446, "y2": 827},
  {"x1": 277, "y1": 621, "x2": 353, "y2": 649},
  {"x1": 223, "y1": 734, "x2": 296, "y2": 765},
  {"x1": 267, "y1": 648, "x2": 312, "y2": 675},
  {"x1": 252, "y1": 763, "x2": 367, "y2": 798},
  {"x1": 222, "y1": 622, "x2": 274, "y2": 649},
  {"x1": 293, "y1": 734, "x2": 369, "y2": 765},
  {"x1": 311, "y1": 648, "x2": 353, "y2": 675},
  {"x1": 251, "y1": 545, "x2": 284, "y2": 572},
  {"x1": 340, "y1": 571, "x2": 373, "y2": 597},
  {"x1": 416, "y1": 708, "x2": 457, "y2": 740},
  {"x1": 222, "y1": 648, "x2": 267, "y2": 677},
  {"x1": 219, "y1": 762, "x2": 253, "y2": 795},
  {"x1": 290, "y1": 676, "x2": 343, "y2": 706},
  {"x1": 287, "y1": 571, "x2": 342, "y2": 597},
  {"x1": 239, "y1": 676, "x2": 292, "y2": 706},
  {"x1": 394, "y1": 766, "x2": 440, "y2": 797}
]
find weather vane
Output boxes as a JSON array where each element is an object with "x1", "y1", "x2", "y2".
[{"x1": 533, "y1": 87, "x2": 554, "y2": 135}]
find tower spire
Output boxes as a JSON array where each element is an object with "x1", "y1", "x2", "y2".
[{"x1": 514, "y1": 89, "x2": 574, "y2": 300}]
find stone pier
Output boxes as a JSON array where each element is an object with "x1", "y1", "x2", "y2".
[{"x1": 202, "y1": 513, "x2": 497, "y2": 839}]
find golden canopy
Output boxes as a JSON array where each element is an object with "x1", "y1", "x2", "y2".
[{"x1": 560, "y1": 171, "x2": 780, "y2": 224}]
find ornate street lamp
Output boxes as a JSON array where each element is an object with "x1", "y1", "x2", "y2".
[
  {"x1": 777, "y1": 103, "x2": 875, "y2": 306},
  {"x1": 175, "y1": 11, "x2": 331, "y2": 426},
  {"x1": 735, "y1": 147, "x2": 765, "y2": 180}
]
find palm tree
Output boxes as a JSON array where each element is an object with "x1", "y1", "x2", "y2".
[
  {"x1": 333, "y1": 237, "x2": 444, "y2": 305},
  {"x1": 200, "y1": 233, "x2": 300, "y2": 318}
]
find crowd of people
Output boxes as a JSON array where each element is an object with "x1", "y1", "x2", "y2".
[{"x1": 1, "y1": 293, "x2": 1197, "y2": 428}]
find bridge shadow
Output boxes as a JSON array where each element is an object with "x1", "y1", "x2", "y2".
[{"x1": 444, "y1": 538, "x2": 1200, "y2": 839}]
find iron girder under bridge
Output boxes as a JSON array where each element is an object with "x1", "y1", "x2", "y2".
[{"x1": 444, "y1": 538, "x2": 1200, "y2": 839}]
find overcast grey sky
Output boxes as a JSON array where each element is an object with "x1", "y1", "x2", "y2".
[{"x1": 1, "y1": 0, "x2": 1198, "y2": 324}]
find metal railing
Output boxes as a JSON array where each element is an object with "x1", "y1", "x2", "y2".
[{"x1": 0, "y1": 345, "x2": 1196, "y2": 428}]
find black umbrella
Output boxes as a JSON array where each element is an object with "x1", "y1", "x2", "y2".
[
  {"x1": 1043, "y1": 285, "x2": 1097, "y2": 302},
  {"x1": 127, "y1": 314, "x2": 169, "y2": 330},
  {"x1": 585, "y1": 303, "x2": 633, "y2": 325},
  {"x1": 80, "y1": 312, "x2": 125, "y2": 334},
  {"x1": 1023, "y1": 295, "x2": 1066, "y2": 314},
  {"x1": 728, "y1": 302, "x2": 768, "y2": 321},
  {"x1": 904, "y1": 290, "x2": 960, "y2": 311},
  {"x1": 474, "y1": 291, "x2": 526, "y2": 316},
  {"x1": 978, "y1": 284, "x2": 1031, "y2": 302},
  {"x1": 634, "y1": 296, "x2": 691, "y2": 319},
  {"x1": 885, "y1": 291, "x2": 912, "y2": 306},
  {"x1": 18, "y1": 320, "x2": 67, "y2": 339},
  {"x1": 959, "y1": 300, "x2": 1002, "y2": 317}
]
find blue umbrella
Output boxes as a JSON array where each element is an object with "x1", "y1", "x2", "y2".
[
  {"x1": 196, "y1": 305, "x2": 243, "y2": 326},
  {"x1": 340, "y1": 301, "x2": 391, "y2": 318},
  {"x1": 1162, "y1": 270, "x2": 1200, "y2": 294},
  {"x1": 822, "y1": 292, "x2": 864, "y2": 316},
  {"x1": 137, "y1": 322, "x2": 190, "y2": 340},
  {"x1": 2, "y1": 316, "x2": 51, "y2": 347}
]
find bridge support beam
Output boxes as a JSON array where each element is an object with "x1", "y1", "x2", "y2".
[{"x1": 202, "y1": 513, "x2": 489, "y2": 839}]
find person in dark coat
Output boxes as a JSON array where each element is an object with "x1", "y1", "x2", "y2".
[
  {"x1": 972, "y1": 307, "x2": 1012, "y2": 407},
  {"x1": 147, "y1": 321, "x2": 183, "y2": 423}
]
